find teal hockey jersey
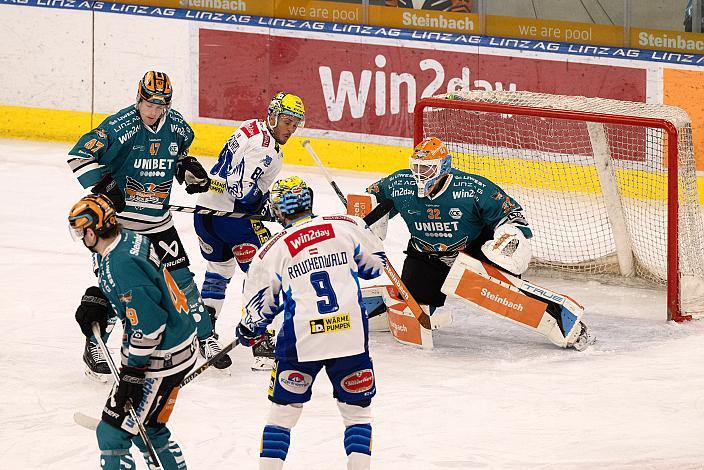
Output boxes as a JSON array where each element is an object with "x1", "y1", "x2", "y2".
[
  {"x1": 96, "y1": 230, "x2": 197, "y2": 377},
  {"x1": 67, "y1": 105, "x2": 194, "y2": 233},
  {"x1": 367, "y1": 168, "x2": 532, "y2": 255}
]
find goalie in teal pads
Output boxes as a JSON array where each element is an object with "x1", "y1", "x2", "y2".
[
  {"x1": 361, "y1": 137, "x2": 594, "y2": 350},
  {"x1": 68, "y1": 71, "x2": 231, "y2": 376},
  {"x1": 69, "y1": 194, "x2": 197, "y2": 469}
]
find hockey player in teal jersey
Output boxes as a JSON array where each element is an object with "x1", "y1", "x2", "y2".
[
  {"x1": 68, "y1": 71, "x2": 231, "y2": 374},
  {"x1": 69, "y1": 194, "x2": 196, "y2": 470},
  {"x1": 364, "y1": 136, "x2": 533, "y2": 309}
]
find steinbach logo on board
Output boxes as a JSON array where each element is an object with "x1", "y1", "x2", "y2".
[
  {"x1": 285, "y1": 223, "x2": 335, "y2": 257},
  {"x1": 198, "y1": 28, "x2": 646, "y2": 139}
]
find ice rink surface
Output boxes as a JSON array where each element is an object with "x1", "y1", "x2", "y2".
[{"x1": 2, "y1": 139, "x2": 704, "y2": 469}]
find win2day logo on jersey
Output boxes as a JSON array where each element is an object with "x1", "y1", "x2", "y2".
[{"x1": 285, "y1": 223, "x2": 335, "y2": 256}]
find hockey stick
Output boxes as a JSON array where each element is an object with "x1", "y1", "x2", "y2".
[
  {"x1": 125, "y1": 200, "x2": 273, "y2": 220},
  {"x1": 301, "y1": 140, "x2": 431, "y2": 330},
  {"x1": 181, "y1": 339, "x2": 239, "y2": 386},
  {"x1": 91, "y1": 323, "x2": 163, "y2": 469},
  {"x1": 76, "y1": 338, "x2": 254, "y2": 431}
]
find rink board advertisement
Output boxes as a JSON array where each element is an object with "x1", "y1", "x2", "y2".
[
  {"x1": 198, "y1": 28, "x2": 647, "y2": 140},
  {"x1": 2, "y1": 1, "x2": 704, "y2": 174}
]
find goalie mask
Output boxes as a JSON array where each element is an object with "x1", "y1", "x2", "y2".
[
  {"x1": 137, "y1": 71, "x2": 172, "y2": 106},
  {"x1": 68, "y1": 194, "x2": 117, "y2": 241},
  {"x1": 410, "y1": 137, "x2": 452, "y2": 198},
  {"x1": 267, "y1": 92, "x2": 305, "y2": 129},
  {"x1": 269, "y1": 176, "x2": 313, "y2": 225}
]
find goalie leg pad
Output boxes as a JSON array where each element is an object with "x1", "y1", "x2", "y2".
[
  {"x1": 443, "y1": 253, "x2": 585, "y2": 348},
  {"x1": 360, "y1": 286, "x2": 390, "y2": 332}
]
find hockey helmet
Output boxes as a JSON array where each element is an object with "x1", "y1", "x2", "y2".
[
  {"x1": 137, "y1": 71, "x2": 172, "y2": 106},
  {"x1": 269, "y1": 176, "x2": 313, "y2": 223},
  {"x1": 68, "y1": 193, "x2": 117, "y2": 240},
  {"x1": 410, "y1": 136, "x2": 452, "y2": 197},
  {"x1": 268, "y1": 92, "x2": 305, "y2": 128}
]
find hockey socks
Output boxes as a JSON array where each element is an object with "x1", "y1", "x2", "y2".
[
  {"x1": 345, "y1": 424, "x2": 372, "y2": 470},
  {"x1": 259, "y1": 425, "x2": 290, "y2": 469}
]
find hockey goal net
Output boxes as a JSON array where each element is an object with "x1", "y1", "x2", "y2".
[{"x1": 414, "y1": 90, "x2": 704, "y2": 322}]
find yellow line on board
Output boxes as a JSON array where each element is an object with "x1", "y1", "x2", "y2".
[{"x1": 0, "y1": 104, "x2": 701, "y2": 202}]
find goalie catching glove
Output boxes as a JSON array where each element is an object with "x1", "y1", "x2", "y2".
[
  {"x1": 176, "y1": 156, "x2": 210, "y2": 194},
  {"x1": 481, "y1": 224, "x2": 532, "y2": 275}
]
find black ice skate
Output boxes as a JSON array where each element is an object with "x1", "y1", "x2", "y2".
[
  {"x1": 205, "y1": 305, "x2": 218, "y2": 339},
  {"x1": 251, "y1": 331, "x2": 276, "y2": 371},
  {"x1": 198, "y1": 335, "x2": 232, "y2": 370},
  {"x1": 83, "y1": 338, "x2": 110, "y2": 383}
]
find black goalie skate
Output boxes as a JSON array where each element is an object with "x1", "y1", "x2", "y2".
[{"x1": 83, "y1": 338, "x2": 110, "y2": 383}]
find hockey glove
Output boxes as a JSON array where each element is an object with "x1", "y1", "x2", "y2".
[
  {"x1": 75, "y1": 286, "x2": 110, "y2": 338},
  {"x1": 92, "y1": 173, "x2": 126, "y2": 212},
  {"x1": 236, "y1": 323, "x2": 261, "y2": 347},
  {"x1": 114, "y1": 366, "x2": 147, "y2": 410},
  {"x1": 480, "y1": 224, "x2": 532, "y2": 275},
  {"x1": 176, "y1": 156, "x2": 210, "y2": 194}
]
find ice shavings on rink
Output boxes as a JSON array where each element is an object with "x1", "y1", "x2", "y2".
[{"x1": 1, "y1": 139, "x2": 704, "y2": 469}]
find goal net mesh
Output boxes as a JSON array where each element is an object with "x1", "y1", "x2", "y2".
[{"x1": 417, "y1": 91, "x2": 704, "y2": 318}]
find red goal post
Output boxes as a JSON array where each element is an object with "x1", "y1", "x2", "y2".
[{"x1": 414, "y1": 91, "x2": 704, "y2": 322}]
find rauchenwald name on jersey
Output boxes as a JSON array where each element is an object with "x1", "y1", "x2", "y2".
[
  {"x1": 96, "y1": 230, "x2": 197, "y2": 377},
  {"x1": 241, "y1": 215, "x2": 386, "y2": 363},
  {"x1": 68, "y1": 105, "x2": 194, "y2": 232},
  {"x1": 368, "y1": 168, "x2": 532, "y2": 253}
]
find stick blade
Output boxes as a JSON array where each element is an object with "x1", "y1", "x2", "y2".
[{"x1": 73, "y1": 411, "x2": 99, "y2": 431}]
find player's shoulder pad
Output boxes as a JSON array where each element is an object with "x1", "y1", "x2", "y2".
[
  {"x1": 257, "y1": 228, "x2": 288, "y2": 260},
  {"x1": 166, "y1": 109, "x2": 195, "y2": 137},
  {"x1": 452, "y1": 168, "x2": 491, "y2": 188},
  {"x1": 100, "y1": 105, "x2": 140, "y2": 136},
  {"x1": 321, "y1": 214, "x2": 362, "y2": 226}
]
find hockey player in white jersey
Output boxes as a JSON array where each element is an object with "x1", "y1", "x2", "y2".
[
  {"x1": 195, "y1": 92, "x2": 304, "y2": 370},
  {"x1": 236, "y1": 176, "x2": 386, "y2": 470}
]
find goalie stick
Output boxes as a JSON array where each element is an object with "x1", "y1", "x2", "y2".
[
  {"x1": 126, "y1": 200, "x2": 273, "y2": 220},
  {"x1": 301, "y1": 140, "x2": 432, "y2": 332}
]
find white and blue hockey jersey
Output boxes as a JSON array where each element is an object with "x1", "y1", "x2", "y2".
[
  {"x1": 242, "y1": 215, "x2": 387, "y2": 362},
  {"x1": 197, "y1": 119, "x2": 283, "y2": 213}
]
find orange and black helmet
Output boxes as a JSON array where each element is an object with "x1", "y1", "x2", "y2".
[
  {"x1": 68, "y1": 194, "x2": 117, "y2": 237},
  {"x1": 137, "y1": 71, "x2": 172, "y2": 106}
]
